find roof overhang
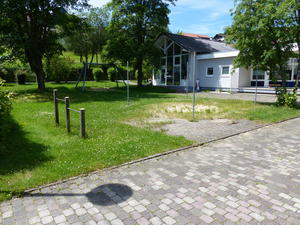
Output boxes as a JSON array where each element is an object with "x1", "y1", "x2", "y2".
[{"x1": 197, "y1": 50, "x2": 239, "y2": 60}]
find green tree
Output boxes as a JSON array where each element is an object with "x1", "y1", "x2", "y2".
[
  {"x1": 226, "y1": 0, "x2": 296, "y2": 88},
  {"x1": 0, "y1": 0, "x2": 87, "y2": 91},
  {"x1": 64, "y1": 7, "x2": 109, "y2": 67},
  {"x1": 106, "y1": 0, "x2": 176, "y2": 86}
]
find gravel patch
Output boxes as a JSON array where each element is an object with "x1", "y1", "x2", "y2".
[{"x1": 144, "y1": 118, "x2": 262, "y2": 143}]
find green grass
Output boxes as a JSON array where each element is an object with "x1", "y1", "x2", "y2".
[{"x1": 1, "y1": 81, "x2": 300, "y2": 202}]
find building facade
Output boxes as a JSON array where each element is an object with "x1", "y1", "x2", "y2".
[{"x1": 153, "y1": 33, "x2": 299, "y2": 91}]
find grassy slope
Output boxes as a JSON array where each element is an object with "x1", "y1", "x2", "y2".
[{"x1": 1, "y1": 81, "x2": 300, "y2": 202}]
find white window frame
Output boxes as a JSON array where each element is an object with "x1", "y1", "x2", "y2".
[
  {"x1": 206, "y1": 67, "x2": 214, "y2": 77},
  {"x1": 220, "y1": 65, "x2": 231, "y2": 77}
]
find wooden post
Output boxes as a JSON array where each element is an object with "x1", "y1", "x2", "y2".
[
  {"x1": 53, "y1": 89, "x2": 59, "y2": 126},
  {"x1": 65, "y1": 97, "x2": 71, "y2": 134},
  {"x1": 80, "y1": 108, "x2": 86, "y2": 138}
]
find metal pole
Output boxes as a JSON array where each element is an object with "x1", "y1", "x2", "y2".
[
  {"x1": 192, "y1": 51, "x2": 196, "y2": 121},
  {"x1": 255, "y1": 76, "x2": 258, "y2": 104},
  {"x1": 80, "y1": 108, "x2": 86, "y2": 138},
  {"x1": 65, "y1": 97, "x2": 71, "y2": 134},
  {"x1": 53, "y1": 89, "x2": 59, "y2": 126},
  {"x1": 127, "y1": 61, "x2": 129, "y2": 104}
]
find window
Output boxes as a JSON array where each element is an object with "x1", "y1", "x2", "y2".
[
  {"x1": 293, "y1": 60, "x2": 299, "y2": 80},
  {"x1": 161, "y1": 57, "x2": 166, "y2": 67},
  {"x1": 221, "y1": 66, "x2": 230, "y2": 75},
  {"x1": 206, "y1": 67, "x2": 214, "y2": 76},
  {"x1": 252, "y1": 69, "x2": 265, "y2": 80},
  {"x1": 181, "y1": 55, "x2": 188, "y2": 80},
  {"x1": 174, "y1": 56, "x2": 180, "y2": 65},
  {"x1": 174, "y1": 44, "x2": 181, "y2": 55}
]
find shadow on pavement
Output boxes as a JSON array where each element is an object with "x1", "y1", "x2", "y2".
[{"x1": 21, "y1": 183, "x2": 133, "y2": 206}]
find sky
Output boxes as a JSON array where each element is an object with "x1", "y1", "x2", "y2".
[{"x1": 88, "y1": 0, "x2": 234, "y2": 37}]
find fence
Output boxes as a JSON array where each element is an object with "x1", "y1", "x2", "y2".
[{"x1": 53, "y1": 89, "x2": 86, "y2": 138}]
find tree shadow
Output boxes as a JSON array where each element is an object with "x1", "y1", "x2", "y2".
[
  {"x1": 8, "y1": 83, "x2": 177, "y2": 104},
  {"x1": 22, "y1": 183, "x2": 133, "y2": 206},
  {"x1": 0, "y1": 116, "x2": 51, "y2": 175}
]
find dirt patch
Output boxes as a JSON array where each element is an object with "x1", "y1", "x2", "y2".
[{"x1": 127, "y1": 117, "x2": 262, "y2": 143}]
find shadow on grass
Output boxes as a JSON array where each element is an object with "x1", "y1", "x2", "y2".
[
  {"x1": 9, "y1": 83, "x2": 176, "y2": 104},
  {"x1": 0, "y1": 116, "x2": 51, "y2": 176}
]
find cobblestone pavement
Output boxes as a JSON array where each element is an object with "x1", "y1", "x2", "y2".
[{"x1": 1, "y1": 118, "x2": 300, "y2": 225}]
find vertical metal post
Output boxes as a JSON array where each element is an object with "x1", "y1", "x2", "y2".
[
  {"x1": 255, "y1": 76, "x2": 258, "y2": 104},
  {"x1": 80, "y1": 108, "x2": 86, "y2": 138},
  {"x1": 53, "y1": 89, "x2": 59, "y2": 126},
  {"x1": 192, "y1": 51, "x2": 196, "y2": 121},
  {"x1": 65, "y1": 97, "x2": 71, "y2": 134},
  {"x1": 127, "y1": 61, "x2": 130, "y2": 105}
]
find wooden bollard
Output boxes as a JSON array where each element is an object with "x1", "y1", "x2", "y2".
[
  {"x1": 65, "y1": 97, "x2": 71, "y2": 134},
  {"x1": 53, "y1": 89, "x2": 59, "y2": 126},
  {"x1": 80, "y1": 108, "x2": 86, "y2": 138}
]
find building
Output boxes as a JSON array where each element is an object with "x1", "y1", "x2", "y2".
[
  {"x1": 153, "y1": 33, "x2": 299, "y2": 91},
  {"x1": 213, "y1": 33, "x2": 225, "y2": 42}
]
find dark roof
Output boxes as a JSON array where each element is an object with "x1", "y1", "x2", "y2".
[{"x1": 162, "y1": 33, "x2": 236, "y2": 54}]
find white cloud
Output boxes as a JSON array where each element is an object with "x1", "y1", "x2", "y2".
[{"x1": 88, "y1": 0, "x2": 110, "y2": 8}]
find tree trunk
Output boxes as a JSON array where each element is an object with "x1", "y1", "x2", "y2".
[
  {"x1": 28, "y1": 56, "x2": 46, "y2": 91},
  {"x1": 137, "y1": 57, "x2": 143, "y2": 87},
  {"x1": 279, "y1": 64, "x2": 287, "y2": 90}
]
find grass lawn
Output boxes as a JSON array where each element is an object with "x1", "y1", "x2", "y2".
[{"x1": 1, "y1": 81, "x2": 300, "y2": 202}]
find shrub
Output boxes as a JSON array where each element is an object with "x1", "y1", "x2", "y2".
[
  {"x1": 45, "y1": 56, "x2": 74, "y2": 83},
  {"x1": 275, "y1": 87, "x2": 297, "y2": 108},
  {"x1": 0, "y1": 79, "x2": 12, "y2": 150},
  {"x1": 94, "y1": 68, "x2": 108, "y2": 81},
  {"x1": 17, "y1": 74, "x2": 26, "y2": 84},
  {"x1": 0, "y1": 68, "x2": 15, "y2": 82},
  {"x1": 108, "y1": 67, "x2": 117, "y2": 81}
]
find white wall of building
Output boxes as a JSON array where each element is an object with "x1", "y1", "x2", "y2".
[
  {"x1": 195, "y1": 57, "x2": 240, "y2": 90},
  {"x1": 238, "y1": 68, "x2": 252, "y2": 87}
]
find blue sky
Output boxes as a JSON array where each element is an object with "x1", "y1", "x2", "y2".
[{"x1": 88, "y1": 0, "x2": 234, "y2": 37}]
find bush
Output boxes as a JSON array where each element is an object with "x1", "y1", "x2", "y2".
[
  {"x1": 17, "y1": 74, "x2": 26, "y2": 84},
  {"x1": 0, "y1": 79, "x2": 12, "y2": 150},
  {"x1": 108, "y1": 67, "x2": 117, "y2": 81},
  {"x1": 0, "y1": 68, "x2": 15, "y2": 82},
  {"x1": 94, "y1": 68, "x2": 108, "y2": 81},
  {"x1": 45, "y1": 56, "x2": 74, "y2": 83},
  {"x1": 275, "y1": 87, "x2": 297, "y2": 108}
]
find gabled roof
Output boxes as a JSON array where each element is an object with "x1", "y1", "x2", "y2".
[{"x1": 156, "y1": 33, "x2": 236, "y2": 54}]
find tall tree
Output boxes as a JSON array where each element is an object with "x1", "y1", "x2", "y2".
[
  {"x1": 64, "y1": 7, "x2": 109, "y2": 67},
  {"x1": 226, "y1": 0, "x2": 296, "y2": 88},
  {"x1": 106, "y1": 0, "x2": 176, "y2": 87},
  {"x1": 0, "y1": 0, "x2": 87, "y2": 91}
]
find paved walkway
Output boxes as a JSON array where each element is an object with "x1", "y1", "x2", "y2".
[{"x1": 1, "y1": 119, "x2": 300, "y2": 225}]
